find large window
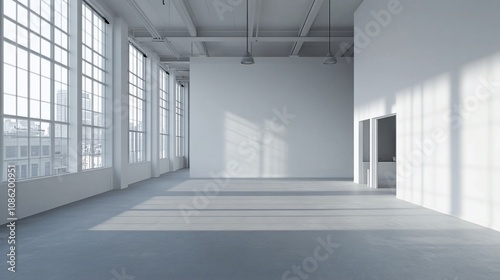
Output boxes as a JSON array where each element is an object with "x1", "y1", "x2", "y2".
[
  {"x1": 128, "y1": 44, "x2": 146, "y2": 163},
  {"x1": 3, "y1": 0, "x2": 70, "y2": 180},
  {"x1": 159, "y1": 69, "x2": 169, "y2": 159},
  {"x1": 175, "y1": 83, "x2": 184, "y2": 157},
  {"x1": 82, "y1": 2, "x2": 106, "y2": 170}
]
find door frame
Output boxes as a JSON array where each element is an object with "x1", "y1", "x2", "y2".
[
  {"x1": 369, "y1": 114, "x2": 397, "y2": 189},
  {"x1": 358, "y1": 119, "x2": 370, "y2": 185}
]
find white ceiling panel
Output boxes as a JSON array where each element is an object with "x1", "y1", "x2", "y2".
[
  {"x1": 186, "y1": 0, "x2": 247, "y2": 30},
  {"x1": 139, "y1": 0, "x2": 187, "y2": 29},
  {"x1": 259, "y1": 0, "x2": 314, "y2": 30},
  {"x1": 104, "y1": 0, "x2": 187, "y2": 29},
  {"x1": 299, "y1": 41, "x2": 353, "y2": 57},
  {"x1": 311, "y1": 0, "x2": 365, "y2": 29},
  {"x1": 101, "y1": 0, "x2": 362, "y2": 80},
  {"x1": 204, "y1": 41, "x2": 247, "y2": 57},
  {"x1": 251, "y1": 41, "x2": 296, "y2": 57}
]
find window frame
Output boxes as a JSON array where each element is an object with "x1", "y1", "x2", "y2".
[
  {"x1": 175, "y1": 83, "x2": 184, "y2": 157},
  {"x1": 159, "y1": 68, "x2": 169, "y2": 159},
  {"x1": 2, "y1": 0, "x2": 70, "y2": 181},
  {"x1": 128, "y1": 43, "x2": 147, "y2": 163},
  {"x1": 81, "y1": 1, "x2": 107, "y2": 170}
]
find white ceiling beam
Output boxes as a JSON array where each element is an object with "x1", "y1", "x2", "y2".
[
  {"x1": 131, "y1": 27, "x2": 353, "y2": 36},
  {"x1": 171, "y1": 0, "x2": 208, "y2": 56},
  {"x1": 290, "y1": 0, "x2": 325, "y2": 56},
  {"x1": 124, "y1": 0, "x2": 180, "y2": 58},
  {"x1": 124, "y1": 0, "x2": 159, "y2": 37},
  {"x1": 137, "y1": 36, "x2": 353, "y2": 43},
  {"x1": 160, "y1": 58, "x2": 190, "y2": 63}
]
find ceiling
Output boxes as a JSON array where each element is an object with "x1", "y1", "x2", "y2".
[{"x1": 100, "y1": 0, "x2": 363, "y2": 80}]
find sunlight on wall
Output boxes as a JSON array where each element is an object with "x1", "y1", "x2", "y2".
[
  {"x1": 355, "y1": 97, "x2": 389, "y2": 122},
  {"x1": 359, "y1": 53, "x2": 500, "y2": 231},
  {"x1": 224, "y1": 111, "x2": 260, "y2": 175},
  {"x1": 458, "y1": 54, "x2": 500, "y2": 228},
  {"x1": 406, "y1": 74, "x2": 451, "y2": 211},
  {"x1": 421, "y1": 75, "x2": 453, "y2": 211},
  {"x1": 395, "y1": 74, "x2": 452, "y2": 214},
  {"x1": 223, "y1": 112, "x2": 288, "y2": 177},
  {"x1": 262, "y1": 119, "x2": 288, "y2": 176}
]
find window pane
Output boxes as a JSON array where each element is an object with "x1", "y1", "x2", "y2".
[
  {"x1": 4, "y1": 18, "x2": 17, "y2": 41},
  {"x1": 17, "y1": 5, "x2": 28, "y2": 27},
  {"x1": 4, "y1": 64, "x2": 16, "y2": 94},
  {"x1": 4, "y1": 0, "x2": 16, "y2": 20},
  {"x1": 31, "y1": 164, "x2": 39, "y2": 177},
  {"x1": 4, "y1": 42, "x2": 17, "y2": 66},
  {"x1": 128, "y1": 44, "x2": 146, "y2": 163},
  {"x1": 81, "y1": 1, "x2": 107, "y2": 169},
  {"x1": 5, "y1": 146, "x2": 18, "y2": 158},
  {"x1": 2, "y1": 0, "x2": 70, "y2": 181},
  {"x1": 31, "y1": 146, "x2": 40, "y2": 157}
]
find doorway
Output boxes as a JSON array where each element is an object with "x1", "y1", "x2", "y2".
[
  {"x1": 376, "y1": 115, "x2": 396, "y2": 189},
  {"x1": 359, "y1": 120, "x2": 370, "y2": 185}
]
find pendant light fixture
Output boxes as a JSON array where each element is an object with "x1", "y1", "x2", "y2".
[
  {"x1": 241, "y1": 0, "x2": 255, "y2": 65},
  {"x1": 323, "y1": 0, "x2": 337, "y2": 65}
]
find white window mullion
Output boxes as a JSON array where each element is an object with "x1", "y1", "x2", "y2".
[
  {"x1": 159, "y1": 69, "x2": 170, "y2": 160},
  {"x1": 49, "y1": 0, "x2": 56, "y2": 175},
  {"x1": 26, "y1": 2, "x2": 32, "y2": 177},
  {"x1": 128, "y1": 43, "x2": 146, "y2": 163},
  {"x1": 2, "y1": 0, "x2": 70, "y2": 180},
  {"x1": 82, "y1": 1, "x2": 107, "y2": 170},
  {"x1": 69, "y1": 0, "x2": 83, "y2": 173},
  {"x1": 0, "y1": 0, "x2": 4, "y2": 181}
]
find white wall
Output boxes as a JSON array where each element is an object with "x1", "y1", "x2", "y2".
[
  {"x1": 354, "y1": 0, "x2": 500, "y2": 231},
  {"x1": 190, "y1": 57, "x2": 354, "y2": 178},
  {"x1": 0, "y1": 168, "x2": 112, "y2": 221}
]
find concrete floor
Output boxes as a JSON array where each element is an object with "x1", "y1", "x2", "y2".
[{"x1": 1, "y1": 169, "x2": 500, "y2": 280}]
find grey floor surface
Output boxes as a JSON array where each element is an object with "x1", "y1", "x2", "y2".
[{"x1": 1, "y1": 169, "x2": 500, "y2": 280}]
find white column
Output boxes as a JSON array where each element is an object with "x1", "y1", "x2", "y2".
[
  {"x1": 150, "y1": 59, "x2": 160, "y2": 177},
  {"x1": 184, "y1": 83, "x2": 190, "y2": 168},
  {"x1": 169, "y1": 69, "x2": 177, "y2": 171},
  {"x1": 369, "y1": 118, "x2": 378, "y2": 188},
  {"x1": 104, "y1": 9, "x2": 113, "y2": 170},
  {"x1": 354, "y1": 120, "x2": 362, "y2": 184},
  {"x1": 69, "y1": 0, "x2": 83, "y2": 173},
  {"x1": 0, "y1": 0, "x2": 4, "y2": 181},
  {"x1": 112, "y1": 18, "x2": 129, "y2": 189}
]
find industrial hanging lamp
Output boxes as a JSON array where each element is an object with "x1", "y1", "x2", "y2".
[
  {"x1": 323, "y1": 0, "x2": 337, "y2": 65},
  {"x1": 241, "y1": 0, "x2": 255, "y2": 65}
]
